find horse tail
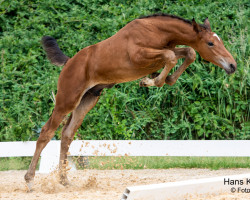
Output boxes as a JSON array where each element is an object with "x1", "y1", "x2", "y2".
[{"x1": 41, "y1": 36, "x2": 70, "y2": 66}]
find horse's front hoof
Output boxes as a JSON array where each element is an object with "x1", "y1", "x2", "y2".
[
  {"x1": 139, "y1": 77, "x2": 152, "y2": 87},
  {"x1": 139, "y1": 80, "x2": 147, "y2": 87}
]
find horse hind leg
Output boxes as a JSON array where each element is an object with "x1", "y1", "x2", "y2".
[
  {"x1": 24, "y1": 86, "x2": 88, "y2": 191},
  {"x1": 24, "y1": 107, "x2": 66, "y2": 191},
  {"x1": 58, "y1": 87, "x2": 104, "y2": 185}
]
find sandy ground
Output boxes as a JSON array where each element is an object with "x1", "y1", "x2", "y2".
[{"x1": 0, "y1": 169, "x2": 249, "y2": 200}]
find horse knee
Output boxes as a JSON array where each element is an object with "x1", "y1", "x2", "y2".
[
  {"x1": 163, "y1": 50, "x2": 177, "y2": 66},
  {"x1": 187, "y1": 48, "x2": 196, "y2": 62},
  {"x1": 165, "y1": 75, "x2": 176, "y2": 86},
  {"x1": 154, "y1": 78, "x2": 165, "y2": 87}
]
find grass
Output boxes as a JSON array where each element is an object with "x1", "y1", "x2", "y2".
[
  {"x1": 85, "y1": 156, "x2": 250, "y2": 170},
  {"x1": 0, "y1": 157, "x2": 34, "y2": 171},
  {"x1": 1, "y1": 156, "x2": 249, "y2": 171}
]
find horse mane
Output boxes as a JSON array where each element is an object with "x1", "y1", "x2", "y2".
[
  {"x1": 136, "y1": 13, "x2": 208, "y2": 30},
  {"x1": 139, "y1": 13, "x2": 192, "y2": 24}
]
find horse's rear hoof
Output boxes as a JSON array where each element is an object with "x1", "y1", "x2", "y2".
[
  {"x1": 59, "y1": 174, "x2": 70, "y2": 186},
  {"x1": 24, "y1": 173, "x2": 34, "y2": 192},
  {"x1": 25, "y1": 180, "x2": 34, "y2": 192},
  {"x1": 60, "y1": 179, "x2": 70, "y2": 186}
]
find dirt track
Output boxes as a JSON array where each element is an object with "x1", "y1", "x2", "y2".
[{"x1": 0, "y1": 169, "x2": 249, "y2": 200}]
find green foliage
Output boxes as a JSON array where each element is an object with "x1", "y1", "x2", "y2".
[{"x1": 0, "y1": 0, "x2": 249, "y2": 141}]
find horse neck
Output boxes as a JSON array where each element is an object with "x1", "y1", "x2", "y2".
[{"x1": 151, "y1": 18, "x2": 199, "y2": 48}]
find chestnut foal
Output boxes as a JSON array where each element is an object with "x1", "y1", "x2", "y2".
[{"x1": 25, "y1": 14, "x2": 236, "y2": 190}]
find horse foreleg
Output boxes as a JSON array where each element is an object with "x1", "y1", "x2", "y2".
[
  {"x1": 139, "y1": 49, "x2": 177, "y2": 87},
  {"x1": 59, "y1": 91, "x2": 100, "y2": 185},
  {"x1": 165, "y1": 47, "x2": 196, "y2": 86}
]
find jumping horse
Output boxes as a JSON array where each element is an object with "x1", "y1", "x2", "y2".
[{"x1": 25, "y1": 14, "x2": 237, "y2": 190}]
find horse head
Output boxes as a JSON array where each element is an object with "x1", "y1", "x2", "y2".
[{"x1": 192, "y1": 18, "x2": 237, "y2": 74}]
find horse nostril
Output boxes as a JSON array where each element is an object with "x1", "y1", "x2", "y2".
[{"x1": 229, "y1": 64, "x2": 236, "y2": 73}]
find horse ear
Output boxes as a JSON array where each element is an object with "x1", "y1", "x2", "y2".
[
  {"x1": 204, "y1": 18, "x2": 212, "y2": 31},
  {"x1": 192, "y1": 18, "x2": 200, "y2": 33}
]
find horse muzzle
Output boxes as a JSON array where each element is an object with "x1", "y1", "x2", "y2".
[
  {"x1": 225, "y1": 63, "x2": 237, "y2": 74},
  {"x1": 217, "y1": 57, "x2": 237, "y2": 75}
]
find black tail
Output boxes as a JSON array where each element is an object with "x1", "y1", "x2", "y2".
[{"x1": 41, "y1": 36, "x2": 69, "y2": 66}]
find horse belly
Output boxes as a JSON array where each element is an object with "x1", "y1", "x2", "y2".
[{"x1": 93, "y1": 58, "x2": 165, "y2": 84}]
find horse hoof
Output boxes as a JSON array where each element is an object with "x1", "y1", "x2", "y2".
[
  {"x1": 25, "y1": 180, "x2": 34, "y2": 192},
  {"x1": 24, "y1": 173, "x2": 34, "y2": 192},
  {"x1": 139, "y1": 77, "x2": 149, "y2": 87},
  {"x1": 60, "y1": 181, "x2": 70, "y2": 187},
  {"x1": 59, "y1": 178, "x2": 70, "y2": 186},
  {"x1": 139, "y1": 81, "x2": 147, "y2": 87}
]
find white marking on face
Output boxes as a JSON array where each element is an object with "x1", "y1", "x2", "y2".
[
  {"x1": 217, "y1": 57, "x2": 230, "y2": 71},
  {"x1": 213, "y1": 33, "x2": 220, "y2": 41}
]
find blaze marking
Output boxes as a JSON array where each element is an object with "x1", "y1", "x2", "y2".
[{"x1": 213, "y1": 33, "x2": 220, "y2": 41}]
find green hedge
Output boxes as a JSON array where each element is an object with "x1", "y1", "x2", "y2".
[{"x1": 0, "y1": 0, "x2": 249, "y2": 141}]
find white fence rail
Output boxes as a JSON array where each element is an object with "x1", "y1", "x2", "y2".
[
  {"x1": 121, "y1": 173, "x2": 250, "y2": 200},
  {"x1": 0, "y1": 140, "x2": 249, "y2": 173}
]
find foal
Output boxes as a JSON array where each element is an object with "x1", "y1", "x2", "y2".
[{"x1": 25, "y1": 14, "x2": 236, "y2": 190}]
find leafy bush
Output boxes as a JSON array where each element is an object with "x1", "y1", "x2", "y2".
[{"x1": 0, "y1": 0, "x2": 249, "y2": 141}]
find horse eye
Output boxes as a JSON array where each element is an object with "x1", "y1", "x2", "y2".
[{"x1": 208, "y1": 42, "x2": 214, "y2": 46}]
